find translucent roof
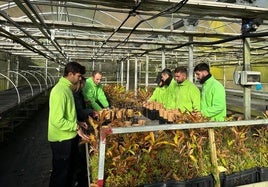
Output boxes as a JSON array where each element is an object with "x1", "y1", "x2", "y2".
[{"x1": 0, "y1": 0, "x2": 268, "y2": 68}]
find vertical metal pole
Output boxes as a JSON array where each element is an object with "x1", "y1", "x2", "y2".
[
  {"x1": 92, "y1": 60, "x2": 95, "y2": 71},
  {"x1": 161, "y1": 46, "x2": 165, "y2": 70},
  {"x1": 243, "y1": 38, "x2": 251, "y2": 120},
  {"x1": 15, "y1": 57, "x2": 19, "y2": 86},
  {"x1": 126, "y1": 58, "x2": 130, "y2": 91},
  {"x1": 208, "y1": 129, "x2": 220, "y2": 187},
  {"x1": 97, "y1": 131, "x2": 107, "y2": 187},
  {"x1": 57, "y1": 65, "x2": 61, "y2": 78},
  {"x1": 45, "y1": 59, "x2": 48, "y2": 86},
  {"x1": 121, "y1": 60, "x2": 124, "y2": 86},
  {"x1": 188, "y1": 36, "x2": 194, "y2": 82},
  {"x1": 134, "y1": 57, "x2": 138, "y2": 96},
  {"x1": 92, "y1": 41, "x2": 95, "y2": 71},
  {"x1": 6, "y1": 58, "x2": 11, "y2": 89},
  {"x1": 85, "y1": 143, "x2": 91, "y2": 187},
  {"x1": 145, "y1": 55, "x2": 149, "y2": 88}
]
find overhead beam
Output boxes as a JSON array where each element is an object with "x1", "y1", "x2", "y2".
[
  {"x1": 0, "y1": 18, "x2": 240, "y2": 38},
  {"x1": 67, "y1": 0, "x2": 268, "y2": 19}
]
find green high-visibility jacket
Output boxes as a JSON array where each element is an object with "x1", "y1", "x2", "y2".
[
  {"x1": 48, "y1": 77, "x2": 78, "y2": 142},
  {"x1": 149, "y1": 86, "x2": 166, "y2": 104},
  {"x1": 163, "y1": 79, "x2": 177, "y2": 109},
  {"x1": 83, "y1": 77, "x2": 109, "y2": 111},
  {"x1": 201, "y1": 76, "x2": 226, "y2": 121},
  {"x1": 165, "y1": 79, "x2": 200, "y2": 112}
]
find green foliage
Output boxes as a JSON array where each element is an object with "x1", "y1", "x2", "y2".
[
  {"x1": 215, "y1": 126, "x2": 268, "y2": 174},
  {"x1": 88, "y1": 125, "x2": 268, "y2": 186}
]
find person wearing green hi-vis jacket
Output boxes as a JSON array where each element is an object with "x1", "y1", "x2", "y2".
[
  {"x1": 82, "y1": 70, "x2": 109, "y2": 111},
  {"x1": 165, "y1": 67, "x2": 200, "y2": 113},
  {"x1": 194, "y1": 62, "x2": 226, "y2": 121},
  {"x1": 147, "y1": 69, "x2": 173, "y2": 123},
  {"x1": 149, "y1": 69, "x2": 173, "y2": 105}
]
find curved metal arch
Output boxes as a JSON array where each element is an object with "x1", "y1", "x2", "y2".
[
  {"x1": 66, "y1": 2, "x2": 124, "y2": 25},
  {"x1": 76, "y1": 3, "x2": 155, "y2": 30},
  {"x1": 0, "y1": 73, "x2": 20, "y2": 104},
  {"x1": 17, "y1": 12, "x2": 111, "y2": 41},
  {"x1": 17, "y1": 10, "x2": 153, "y2": 41},
  {"x1": 28, "y1": 70, "x2": 48, "y2": 89},
  {"x1": 9, "y1": 70, "x2": 34, "y2": 96},
  {"x1": 44, "y1": 71, "x2": 54, "y2": 87},
  {"x1": 20, "y1": 70, "x2": 42, "y2": 93},
  {"x1": 18, "y1": 12, "x2": 105, "y2": 25},
  {"x1": 45, "y1": 71, "x2": 57, "y2": 85}
]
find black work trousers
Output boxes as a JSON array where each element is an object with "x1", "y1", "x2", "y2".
[
  {"x1": 49, "y1": 136, "x2": 79, "y2": 187},
  {"x1": 76, "y1": 144, "x2": 88, "y2": 187}
]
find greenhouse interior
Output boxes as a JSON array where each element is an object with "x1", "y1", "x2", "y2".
[{"x1": 0, "y1": 0, "x2": 268, "y2": 187}]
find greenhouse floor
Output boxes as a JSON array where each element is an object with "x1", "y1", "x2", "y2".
[{"x1": 0, "y1": 104, "x2": 51, "y2": 187}]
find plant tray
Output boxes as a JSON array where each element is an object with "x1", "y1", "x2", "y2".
[
  {"x1": 258, "y1": 167, "x2": 268, "y2": 182},
  {"x1": 185, "y1": 175, "x2": 214, "y2": 187},
  {"x1": 144, "y1": 181, "x2": 186, "y2": 187},
  {"x1": 223, "y1": 168, "x2": 259, "y2": 187}
]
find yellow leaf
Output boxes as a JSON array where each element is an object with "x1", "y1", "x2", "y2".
[
  {"x1": 174, "y1": 133, "x2": 179, "y2": 145},
  {"x1": 155, "y1": 141, "x2": 177, "y2": 147},
  {"x1": 218, "y1": 166, "x2": 227, "y2": 172},
  {"x1": 127, "y1": 149, "x2": 135, "y2": 155},
  {"x1": 144, "y1": 132, "x2": 155, "y2": 143},
  {"x1": 189, "y1": 155, "x2": 197, "y2": 163},
  {"x1": 228, "y1": 140, "x2": 235, "y2": 146}
]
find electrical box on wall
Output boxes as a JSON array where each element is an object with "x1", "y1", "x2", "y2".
[{"x1": 234, "y1": 71, "x2": 261, "y2": 86}]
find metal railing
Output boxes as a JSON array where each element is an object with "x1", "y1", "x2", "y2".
[{"x1": 96, "y1": 118, "x2": 268, "y2": 187}]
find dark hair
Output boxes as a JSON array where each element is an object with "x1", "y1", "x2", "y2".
[
  {"x1": 174, "y1": 66, "x2": 187, "y2": 74},
  {"x1": 92, "y1": 70, "x2": 102, "y2": 77},
  {"x1": 165, "y1": 76, "x2": 172, "y2": 86},
  {"x1": 161, "y1": 68, "x2": 173, "y2": 86},
  {"x1": 155, "y1": 72, "x2": 162, "y2": 85},
  {"x1": 64, "y1": 61, "x2": 85, "y2": 76},
  {"x1": 161, "y1": 68, "x2": 172, "y2": 77},
  {"x1": 194, "y1": 63, "x2": 210, "y2": 72}
]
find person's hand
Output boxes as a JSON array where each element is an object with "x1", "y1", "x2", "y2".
[
  {"x1": 78, "y1": 121, "x2": 88, "y2": 129},
  {"x1": 77, "y1": 125, "x2": 89, "y2": 141},
  {"x1": 92, "y1": 111, "x2": 99, "y2": 119}
]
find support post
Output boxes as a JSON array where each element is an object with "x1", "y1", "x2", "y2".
[
  {"x1": 188, "y1": 36, "x2": 194, "y2": 82},
  {"x1": 161, "y1": 46, "x2": 165, "y2": 70},
  {"x1": 134, "y1": 57, "x2": 138, "y2": 96},
  {"x1": 243, "y1": 38, "x2": 251, "y2": 120},
  {"x1": 85, "y1": 143, "x2": 91, "y2": 187},
  {"x1": 145, "y1": 55, "x2": 149, "y2": 88},
  {"x1": 126, "y1": 58, "x2": 130, "y2": 91},
  {"x1": 7, "y1": 58, "x2": 10, "y2": 89},
  {"x1": 208, "y1": 129, "x2": 220, "y2": 187},
  {"x1": 120, "y1": 60, "x2": 124, "y2": 86},
  {"x1": 97, "y1": 132, "x2": 107, "y2": 187}
]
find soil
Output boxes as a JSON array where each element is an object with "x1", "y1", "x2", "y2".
[{"x1": 0, "y1": 103, "x2": 51, "y2": 187}]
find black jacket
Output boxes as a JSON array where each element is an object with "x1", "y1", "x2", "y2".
[{"x1": 74, "y1": 90, "x2": 94, "y2": 122}]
